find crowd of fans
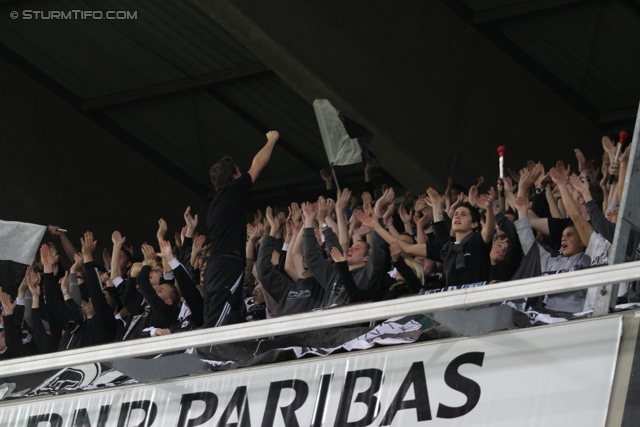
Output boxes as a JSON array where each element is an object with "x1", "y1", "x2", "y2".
[{"x1": 0, "y1": 130, "x2": 637, "y2": 361}]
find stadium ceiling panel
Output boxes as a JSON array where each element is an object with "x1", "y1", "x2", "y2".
[
  {"x1": 0, "y1": 0, "x2": 385, "y2": 205},
  {"x1": 0, "y1": 0, "x2": 637, "y2": 200},
  {"x1": 446, "y1": 0, "x2": 640, "y2": 126}
]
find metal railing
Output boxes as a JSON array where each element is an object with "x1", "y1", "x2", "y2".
[{"x1": 2, "y1": 260, "x2": 640, "y2": 377}]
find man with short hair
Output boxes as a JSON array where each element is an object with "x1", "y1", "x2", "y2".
[{"x1": 203, "y1": 131, "x2": 279, "y2": 328}]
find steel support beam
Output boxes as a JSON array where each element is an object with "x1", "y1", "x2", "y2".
[
  {"x1": 439, "y1": 0, "x2": 601, "y2": 125},
  {"x1": 474, "y1": 0, "x2": 590, "y2": 25},
  {"x1": 600, "y1": 107, "x2": 639, "y2": 127},
  {"x1": 82, "y1": 63, "x2": 270, "y2": 111}
]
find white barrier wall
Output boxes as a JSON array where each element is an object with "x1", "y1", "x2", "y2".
[{"x1": 0, "y1": 316, "x2": 622, "y2": 427}]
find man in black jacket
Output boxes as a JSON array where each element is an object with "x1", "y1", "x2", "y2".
[{"x1": 203, "y1": 131, "x2": 279, "y2": 328}]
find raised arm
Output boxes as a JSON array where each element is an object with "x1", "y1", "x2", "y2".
[
  {"x1": 301, "y1": 202, "x2": 335, "y2": 288},
  {"x1": 617, "y1": 144, "x2": 630, "y2": 204},
  {"x1": 47, "y1": 226, "x2": 78, "y2": 262},
  {"x1": 248, "y1": 131, "x2": 279, "y2": 183},
  {"x1": 110, "y1": 231, "x2": 125, "y2": 280},
  {"x1": 335, "y1": 189, "x2": 352, "y2": 253},
  {"x1": 414, "y1": 209, "x2": 433, "y2": 244},
  {"x1": 284, "y1": 221, "x2": 302, "y2": 281},
  {"x1": 561, "y1": 172, "x2": 595, "y2": 247},
  {"x1": 477, "y1": 190, "x2": 497, "y2": 244}
]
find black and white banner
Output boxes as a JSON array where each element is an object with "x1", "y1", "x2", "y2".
[
  {"x1": 0, "y1": 316, "x2": 621, "y2": 426},
  {"x1": 0, "y1": 219, "x2": 45, "y2": 297}
]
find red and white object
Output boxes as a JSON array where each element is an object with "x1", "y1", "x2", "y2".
[
  {"x1": 615, "y1": 131, "x2": 629, "y2": 162},
  {"x1": 497, "y1": 145, "x2": 506, "y2": 179}
]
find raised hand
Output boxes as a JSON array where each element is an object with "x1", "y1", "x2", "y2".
[
  {"x1": 1, "y1": 293, "x2": 15, "y2": 315},
  {"x1": 285, "y1": 214, "x2": 295, "y2": 239},
  {"x1": 59, "y1": 271, "x2": 70, "y2": 294},
  {"x1": 336, "y1": 188, "x2": 352, "y2": 211},
  {"x1": 248, "y1": 223, "x2": 264, "y2": 242},
  {"x1": 425, "y1": 188, "x2": 442, "y2": 209},
  {"x1": 602, "y1": 135, "x2": 616, "y2": 161},
  {"x1": 320, "y1": 168, "x2": 333, "y2": 184},
  {"x1": 47, "y1": 225, "x2": 63, "y2": 236},
  {"x1": 352, "y1": 224, "x2": 371, "y2": 237},
  {"x1": 141, "y1": 244, "x2": 156, "y2": 261},
  {"x1": 555, "y1": 160, "x2": 571, "y2": 180},
  {"x1": 383, "y1": 202, "x2": 396, "y2": 221},
  {"x1": 70, "y1": 253, "x2": 84, "y2": 274},
  {"x1": 503, "y1": 176, "x2": 514, "y2": 194},
  {"x1": 254, "y1": 209, "x2": 264, "y2": 226},
  {"x1": 574, "y1": 149, "x2": 588, "y2": 174},
  {"x1": 157, "y1": 218, "x2": 168, "y2": 241},
  {"x1": 26, "y1": 266, "x2": 41, "y2": 298},
  {"x1": 329, "y1": 246, "x2": 346, "y2": 263},
  {"x1": 100, "y1": 272, "x2": 114, "y2": 287},
  {"x1": 355, "y1": 209, "x2": 376, "y2": 228},
  {"x1": 415, "y1": 209, "x2": 433, "y2": 228},
  {"x1": 247, "y1": 223, "x2": 255, "y2": 240},
  {"x1": 549, "y1": 167, "x2": 568, "y2": 187},
  {"x1": 184, "y1": 206, "x2": 198, "y2": 235},
  {"x1": 414, "y1": 194, "x2": 427, "y2": 212},
  {"x1": 158, "y1": 240, "x2": 174, "y2": 260},
  {"x1": 266, "y1": 130, "x2": 280, "y2": 142},
  {"x1": 468, "y1": 185, "x2": 479, "y2": 207},
  {"x1": 193, "y1": 234, "x2": 208, "y2": 253},
  {"x1": 317, "y1": 196, "x2": 328, "y2": 222},
  {"x1": 533, "y1": 163, "x2": 547, "y2": 188},
  {"x1": 130, "y1": 262, "x2": 143, "y2": 278},
  {"x1": 620, "y1": 143, "x2": 631, "y2": 165},
  {"x1": 362, "y1": 192, "x2": 373, "y2": 216},
  {"x1": 301, "y1": 202, "x2": 318, "y2": 226},
  {"x1": 265, "y1": 206, "x2": 279, "y2": 232},
  {"x1": 40, "y1": 244, "x2": 57, "y2": 268},
  {"x1": 518, "y1": 166, "x2": 537, "y2": 195},
  {"x1": 476, "y1": 192, "x2": 493, "y2": 211},
  {"x1": 112, "y1": 231, "x2": 126, "y2": 246},
  {"x1": 374, "y1": 187, "x2": 396, "y2": 218},
  {"x1": 569, "y1": 173, "x2": 590, "y2": 195},
  {"x1": 398, "y1": 204, "x2": 412, "y2": 223},
  {"x1": 80, "y1": 232, "x2": 97, "y2": 263},
  {"x1": 301, "y1": 202, "x2": 318, "y2": 216},
  {"x1": 326, "y1": 198, "x2": 336, "y2": 216},
  {"x1": 289, "y1": 202, "x2": 301, "y2": 223}
]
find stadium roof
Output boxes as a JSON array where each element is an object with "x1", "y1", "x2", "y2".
[{"x1": 0, "y1": 0, "x2": 637, "y2": 204}]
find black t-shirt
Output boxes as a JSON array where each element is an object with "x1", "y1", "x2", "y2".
[
  {"x1": 426, "y1": 231, "x2": 492, "y2": 286},
  {"x1": 207, "y1": 173, "x2": 253, "y2": 259}
]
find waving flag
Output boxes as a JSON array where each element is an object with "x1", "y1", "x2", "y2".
[
  {"x1": 0, "y1": 220, "x2": 46, "y2": 297},
  {"x1": 313, "y1": 99, "x2": 378, "y2": 167}
]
